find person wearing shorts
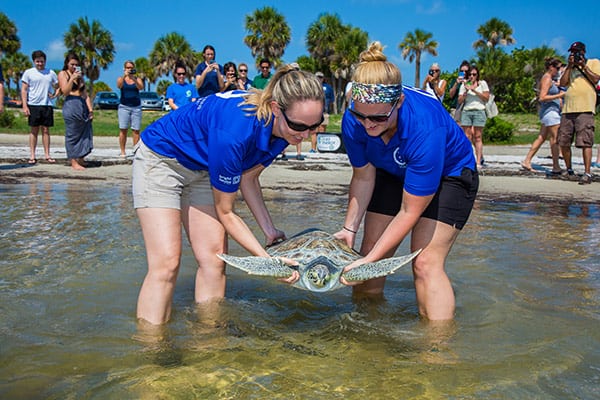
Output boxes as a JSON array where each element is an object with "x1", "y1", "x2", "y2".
[
  {"x1": 458, "y1": 66, "x2": 490, "y2": 169},
  {"x1": 116, "y1": 60, "x2": 143, "y2": 157},
  {"x1": 21, "y1": 50, "x2": 58, "y2": 164},
  {"x1": 133, "y1": 66, "x2": 324, "y2": 325},
  {"x1": 335, "y1": 42, "x2": 478, "y2": 322}
]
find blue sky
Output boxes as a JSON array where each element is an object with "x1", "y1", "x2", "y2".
[{"x1": 2, "y1": 0, "x2": 599, "y2": 90}]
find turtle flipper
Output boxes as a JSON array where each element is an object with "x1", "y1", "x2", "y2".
[
  {"x1": 341, "y1": 249, "x2": 422, "y2": 282},
  {"x1": 217, "y1": 254, "x2": 296, "y2": 278}
]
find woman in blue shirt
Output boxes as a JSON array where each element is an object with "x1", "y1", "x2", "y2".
[
  {"x1": 133, "y1": 66, "x2": 324, "y2": 325},
  {"x1": 336, "y1": 42, "x2": 478, "y2": 321}
]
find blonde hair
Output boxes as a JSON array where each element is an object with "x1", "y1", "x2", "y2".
[
  {"x1": 352, "y1": 42, "x2": 402, "y2": 85},
  {"x1": 241, "y1": 65, "x2": 324, "y2": 125}
]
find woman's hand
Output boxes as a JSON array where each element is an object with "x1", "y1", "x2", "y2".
[
  {"x1": 265, "y1": 229, "x2": 286, "y2": 248},
  {"x1": 339, "y1": 258, "x2": 367, "y2": 286},
  {"x1": 333, "y1": 228, "x2": 355, "y2": 248},
  {"x1": 275, "y1": 256, "x2": 300, "y2": 284}
]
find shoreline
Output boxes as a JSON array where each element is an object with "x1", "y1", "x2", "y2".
[{"x1": 1, "y1": 133, "x2": 599, "y2": 205}]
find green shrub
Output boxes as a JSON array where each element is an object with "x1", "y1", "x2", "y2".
[
  {"x1": 483, "y1": 117, "x2": 514, "y2": 143},
  {"x1": 0, "y1": 111, "x2": 16, "y2": 128}
]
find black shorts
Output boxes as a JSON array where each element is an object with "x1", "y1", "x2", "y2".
[
  {"x1": 27, "y1": 105, "x2": 54, "y2": 127},
  {"x1": 367, "y1": 167, "x2": 479, "y2": 230}
]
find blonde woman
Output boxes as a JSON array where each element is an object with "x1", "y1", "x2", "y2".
[
  {"x1": 336, "y1": 42, "x2": 478, "y2": 321},
  {"x1": 133, "y1": 66, "x2": 325, "y2": 325}
]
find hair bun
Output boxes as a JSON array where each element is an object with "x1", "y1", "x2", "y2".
[{"x1": 360, "y1": 41, "x2": 387, "y2": 63}]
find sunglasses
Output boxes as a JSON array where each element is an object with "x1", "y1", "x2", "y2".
[
  {"x1": 176, "y1": 72, "x2": 186, "y2": 76},
  {"x1": 469, "y1": 73, "x2": 478, "y2": 76},
  {"x1": 429, "y1": 69, "x2": 440, "y2": 73},
  {"x1": 239, "y1": 69, "x2": 248, "y2": 72},
  {"x1": 348, "y1": 99, "x2": 399, "y2": 123},
  {"x1": 281, "y1": 108, "x2": 324, "y2": 131}
]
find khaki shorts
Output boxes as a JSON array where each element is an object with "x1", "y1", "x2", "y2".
[
  {"x1": 132, "y1": 140, "x2": 214, "y2": 209},
  {"x1": 558, "y1": 112, "x2": 595, "y2": 148}
]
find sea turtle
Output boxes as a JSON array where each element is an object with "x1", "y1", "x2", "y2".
[{"x1": 218, "y1": 228, "x2": 421, "y2": 292}]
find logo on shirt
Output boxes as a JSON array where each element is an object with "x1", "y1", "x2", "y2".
[
  {"x1": 393, "y1": 148, "x2": 407, "y2": 168},
  {"x1": 218, "y1": 174, "x2": 241, "y2": 185}
]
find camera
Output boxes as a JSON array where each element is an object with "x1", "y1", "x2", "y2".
[
  {"x1": 428, "y1": 70, "x2": 435, "y2": 76},
  {"x1": 130, "y1": 68, "x2": 136, "y2": 74},
  {"x1": 572, "y1": 51, "x2": 584, "y2": 63}
]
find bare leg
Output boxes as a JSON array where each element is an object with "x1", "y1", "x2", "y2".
[
  {"x1": 582, "y1": 147, "x2": 592, "y2": 175},
  {"x1": 41, "y1": 126, "x2": 51, "y2": 160},
  {"x1": 132, "y1": 129, "x2": 141, "y2": 146},
  {"x1": 71, "y1": 158, "x2": 85, "y2": 170},
  {"x1": 29, "y1": 126, "x2": 39, "y2": 161},
  {"x1": 182, "y1": 205, "x2": 227, "y2": 303},
  {"x1": 547, "y1": 124, "x2": 561, "y2": 172},
  {"x1": 119, "y1": 128, "x2": 128, "y2": 156},
  {"x1": 560, "y1": 145, "x2": 572, "y2": 171},
  {"x1": 136, "y1": 207, "x2": 183, "y2": 325},
  {"x1": 411, "y1": 218, "x2": 460, "y2": 321},
  {"x1": 352, "y1": 211, "x2": 396, "y2": 296},
  {"x1": 473, "y1": 127, "x2": 484, "y2": 167},
  {"x1": 522, "y1": 124, "x2": 550, "y2": 170}
]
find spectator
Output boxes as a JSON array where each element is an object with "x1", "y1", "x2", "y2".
[
  {"x1": 335, "y1": 42, "x2": 477, "y2": 321},
  {"x1": 447, "y1": 61, "x2": 471, "y2": 122},
  {"x1": 558, "y1": 41, "x2": 600, "y2": 184},
  {"x1": 0, "y1": 63, "x2": 4, "y2": 114},
  {"x1": 57, "y1": 53, "x2": 94, "y2": 170},
  {"x1": 116, "y1": 60, "x2": 143, "y2": 157},
  {"x1": 221, "y1": 62, "x2": 243, "y2": 92},
  {"x1": 313, "y1": 71, "x2": 334, "y2": 153},
  {"x1": 194, "y1": 45, "x2": 223, "y2": 97},
  {"x1": 132, "y1": 66, "x2": 324, "y2": 324},
  {"x1": 521, "y1": 57, "x2": 565, "y2": 174},
  {"x1": 237, "y1": 63, "x2": 253, "y2": 90},
  {"x1": 458, "y1": 66, "x2": 490, "y2": 169},
  {"x1": 252, "y1": 58, "x2": 272, "y2": 89},
  {"x1": 21, "y1": 50, "x2": 59, "y2": 164},
  {"x1": 422, "y1": 62, "x2": 447, "y2": 102},
  {"x1": 166, "y1": 62, "x2": 198, "y2": 110}
]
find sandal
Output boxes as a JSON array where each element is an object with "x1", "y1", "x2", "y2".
[
  {"x1": 28, "y1": 158, "x2": 37, "y2": 164},
  {"x1": 520, "y1": 162, "x2": 533, "y2": 172},
  {"x1": 45, "y1": 157, "x2": 56, "y2": 163}
]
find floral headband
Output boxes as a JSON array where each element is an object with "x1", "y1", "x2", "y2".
[{"x1": 351, "y1": 82, "x2": 403, "y2": 104}]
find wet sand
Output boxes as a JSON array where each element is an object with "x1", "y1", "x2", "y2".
[{"x1": 1, "y1": 133, "x2": 598, "y2": 204}]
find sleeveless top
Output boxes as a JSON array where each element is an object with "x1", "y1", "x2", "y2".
[
  {"x1": 65, "y1": 72, "x2": 86, "y2": 93},
  {"x1": 424, "y1": 80, "x2": 445, "y2": 102},
  {"x1": 120, "y1": 79, "x2": 141, "y2": 107},
  {"x1": 539, "y1": 80, "x2": 561, "y2": 118}
]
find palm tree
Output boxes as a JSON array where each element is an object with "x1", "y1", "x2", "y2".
[
  {"x1": 135, "y1": 57, "x2": 158, "y2": 91},
  {"x1": 244, "y1": 6, "x2": 291, "y2": 67},
  {"x1": 149, "y1": 32, "x2": 196, "y2": 80},
  {"x1": 0, "y1": 12, "x2": 20, "y2": 55},
  {"x1": 64, "y1": 17, "x2": 115, "y2": 97},
  {"x1": 399, "y1": 29, "x2": 438, "y2": 87},
  {"x1": 331, "y1": 27, "x2": 369, "y2": 111},
  {"x1": 306, "y1": 13, "x2": 345, "y2": 72},
  {"x1": 473, "y1": 18, "x2": 516, "y2": 51},
  {"x1": 2, "y1": 51, "x2": 31, "y2": 96}
]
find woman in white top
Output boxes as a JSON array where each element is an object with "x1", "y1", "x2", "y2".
[
  {"x1": 422, "y1": 63, "x2": 447, "y2": 101},
  {"x1": 458, "y1": 66, "x2": 490, "y2": 169}
]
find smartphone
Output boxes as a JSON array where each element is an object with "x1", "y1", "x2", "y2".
[
  {"x1": 458, "y1": 71, "x2": 465, "y2": 79},
  {"x1": 75, "y1": 66, "x2": 81, "y2": 73}
]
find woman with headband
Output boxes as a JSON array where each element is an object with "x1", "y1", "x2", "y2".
[
  {"x1": 133, "y1": 65, "x2": 324, "y2": 325},
  {"x1": 335, "y1": 42, "x2": 478, "y2": 321}
]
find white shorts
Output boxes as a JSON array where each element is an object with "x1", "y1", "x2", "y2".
[
  {"x1": 540, "y1": 109, "x2": 561, "y2": 127},
  {"x1": 132, "y1": 140, "x2": 214, "y2": 209}
]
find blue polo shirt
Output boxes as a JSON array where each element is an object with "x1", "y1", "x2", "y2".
[
  {"x1": 141, "y1": 91, "x2": 288, "y2": 193},
  {"x1": 166, "y1": 82, "x2": 198, "y2": 108},
  {"x1": 342, "y1": 86, "x2": 476, "y2": 197}
]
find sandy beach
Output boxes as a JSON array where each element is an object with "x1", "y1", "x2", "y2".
[{"x1": 1, "y1": 133, "x2": 598, "y2": 204}]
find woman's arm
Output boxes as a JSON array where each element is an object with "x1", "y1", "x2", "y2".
[
  {"x1": 538, "y1": 73, "x2": 563, "y2": 102},
  {"x1": 436, "y1": 79, "x2": 448, "y2": 97},
  {"x1": 334, "y1": 163, "x2": 376, "y2": 247}
]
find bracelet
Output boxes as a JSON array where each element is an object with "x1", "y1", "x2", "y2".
[{"x1": 343, "y1": 226, "x2": 357, "y2": 234}]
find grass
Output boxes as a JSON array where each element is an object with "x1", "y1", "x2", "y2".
[{"x1": 1, "y1": 108, "x2": 598, "y2": 145}]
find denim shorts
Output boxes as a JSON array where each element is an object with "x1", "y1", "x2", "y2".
[
  {"x1": 132, "y1": 140, "x2": 214, "y2": 209},
  {"x1": 367, "y1": 167, "x2": 479, "y2": 230},
  {"x1": 118, "y1": 104, "x2": 142, "y2": 130},
  {"x1": 461, "y1": 109, "x2": 487, "y2": 127},
  {"x1": 540, "y1": 109, "x2": 561, "y2": 127}
]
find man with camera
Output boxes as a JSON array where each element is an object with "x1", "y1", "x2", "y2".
[{"x1": 558, "y1": 41, "x2": 600, "y2": 185}]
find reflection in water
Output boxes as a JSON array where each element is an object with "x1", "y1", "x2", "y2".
[{"x1": 0, "y1": 183, "x2": 599, "y2": 398}]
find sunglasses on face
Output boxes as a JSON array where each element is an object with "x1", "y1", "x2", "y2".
[
  {"x1": 239, "y1": 69, "x2": 247, "y2": 72},
  {"x1": 429, "y1": 69, "x2": 440, "y2": 73},
  {"x1": 469, "y1": 73, "x2": 478, "y2": 76},
  {"x1": 281, "y1": 108, "x2": 324, "y2": 132},
  {"x1": 348, "y1": 99, "x2": 399, "y2": 123},
  {"x1": 176, "y1": 72, "x2": 186, "y2": 76}
]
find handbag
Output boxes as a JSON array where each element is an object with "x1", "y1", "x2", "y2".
[
  {"x1": 485, "y1": 94, "x2": 499, "y2": 118},
  {"x1": 453, "y1": 102, "x2": 464, "y2": 122}
]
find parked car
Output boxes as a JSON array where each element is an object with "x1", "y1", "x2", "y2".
[
  {"x1": 139, "y1": 91, "x2": 162, "y2": 111},
  {"x1": 3, "y1": 96, "x2": 23, "y2": 108},
  {"x1": 93, "y1": 91, "x2": 119, "y2": 110},
  {"x1": 162, "y1": 98, "x2": 171, "y2": 111}
]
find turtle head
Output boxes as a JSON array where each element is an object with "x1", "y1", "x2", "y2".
[{"x1": 299, "y1": 256, "x2": 342, "y2": 292}]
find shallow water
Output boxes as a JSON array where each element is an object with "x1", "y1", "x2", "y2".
[{"x1": 1, "y1": 182, "x2": 599, "y2": 399}]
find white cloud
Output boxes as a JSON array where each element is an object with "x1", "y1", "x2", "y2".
[
  {"x1": 416, "y1": 0, "x2": 445, "y2": 15},
  {"x1": 46, "y1": 39, "x2": 66, "y2": 61}
]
